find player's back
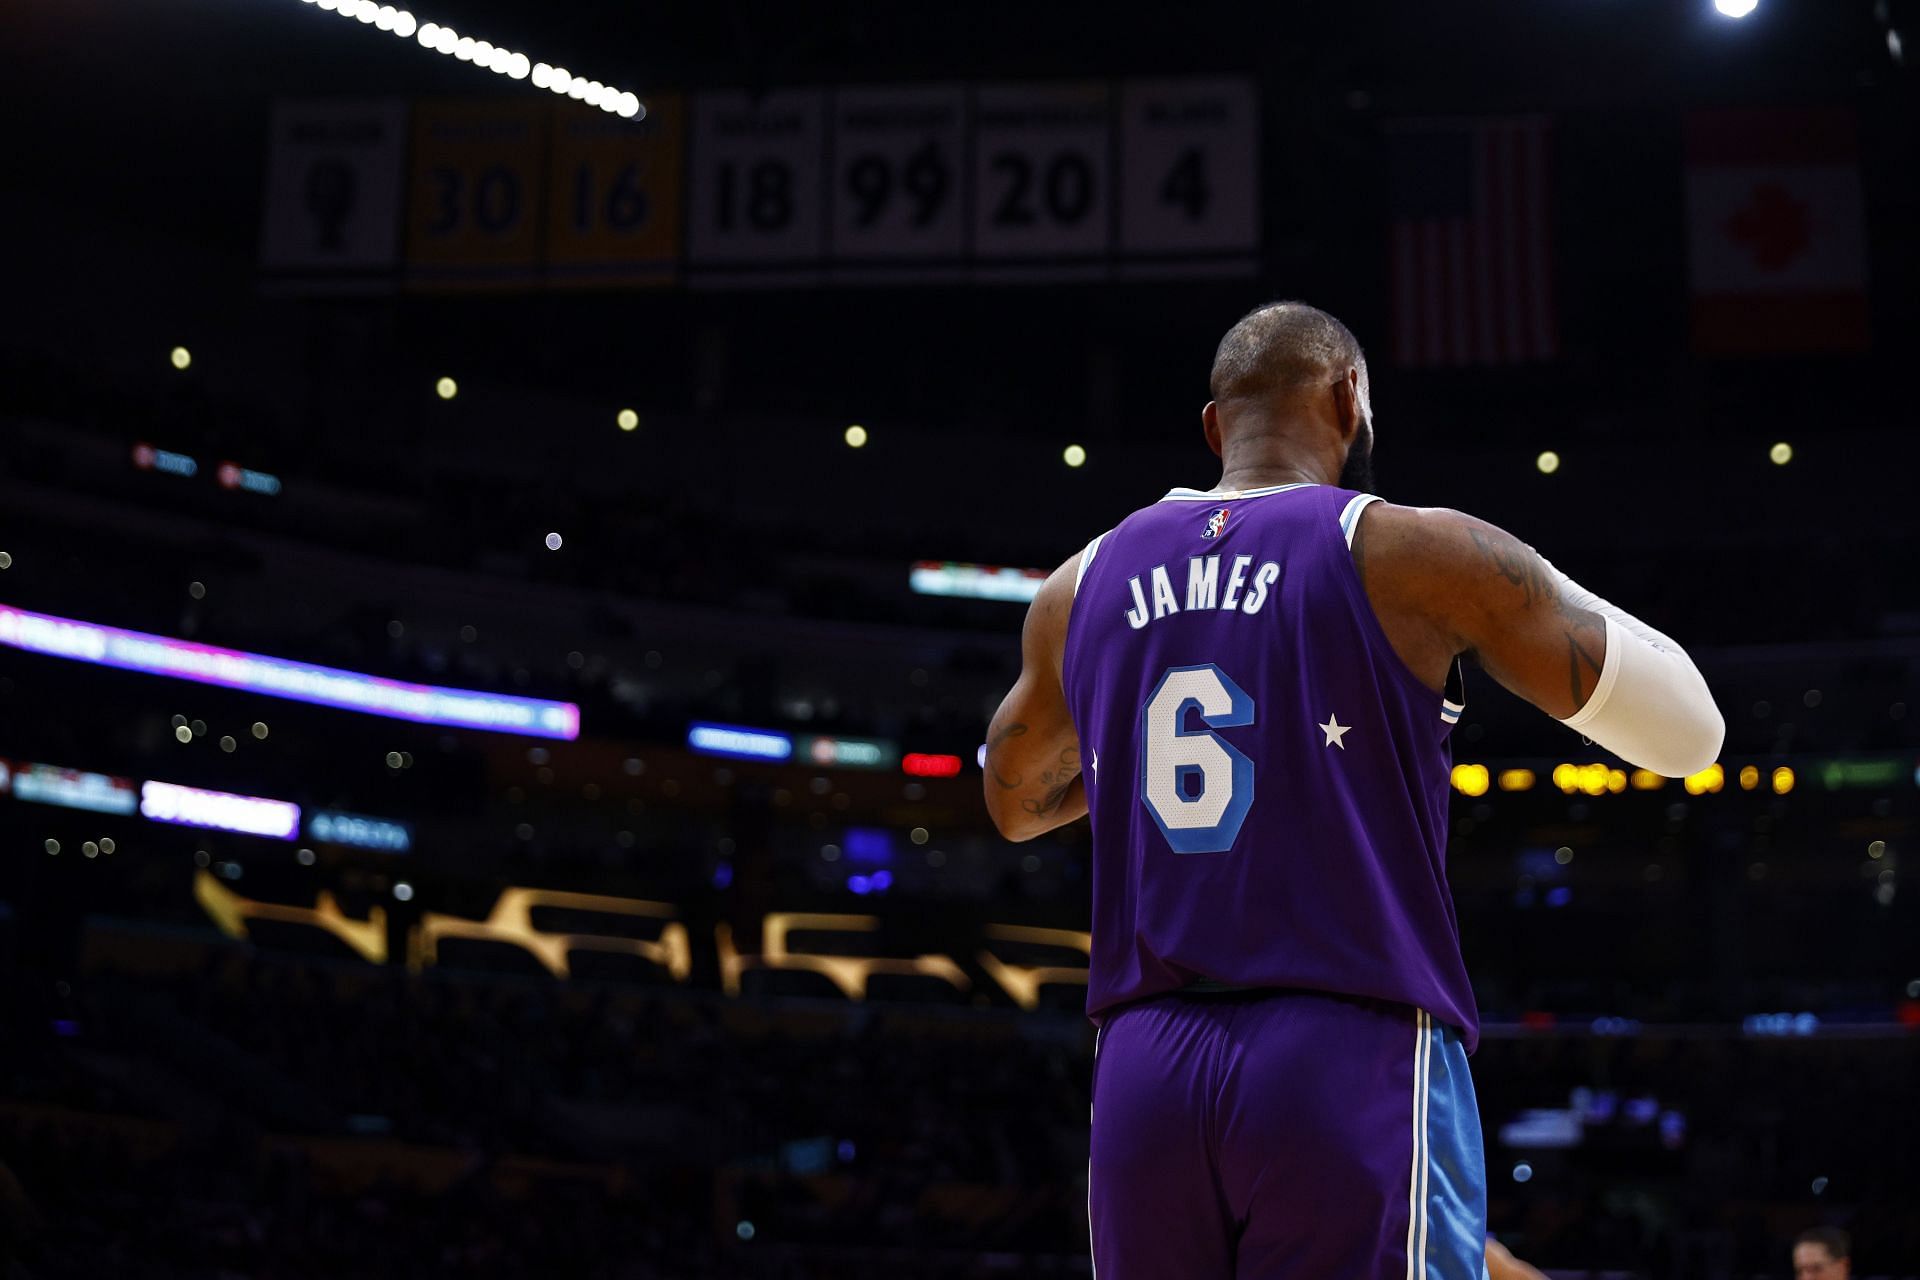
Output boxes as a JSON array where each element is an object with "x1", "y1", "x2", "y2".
[{"x1": 1062, "y1": 480, "x2": 1478, "y2": 1047}]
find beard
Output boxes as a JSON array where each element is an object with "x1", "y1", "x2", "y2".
[{"x1": 1338, "y1": 419, "x2": 1377, "y2": 494}]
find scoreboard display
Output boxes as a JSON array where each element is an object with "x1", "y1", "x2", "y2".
[{"x1": 262, "y1": 76, "x2": 1259, "y2": 292}]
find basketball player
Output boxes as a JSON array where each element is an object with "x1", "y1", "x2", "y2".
[{"x1": 983, "y1": 302, "x2": 1723, "y2": 1279}]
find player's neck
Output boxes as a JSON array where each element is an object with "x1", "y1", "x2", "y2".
[
  {"x1": 1212, "y1": 413, "x2": 1339, "y2": 493},
  {"x1": 1213, "y1": 460, "x2": 1326, "y2": 493}
]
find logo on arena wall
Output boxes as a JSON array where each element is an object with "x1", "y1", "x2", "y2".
[{"x1": 1203, "y1": 507, "x2": 1230, "y2": 539}]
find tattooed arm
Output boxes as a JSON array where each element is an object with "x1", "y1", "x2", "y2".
[
  {"x1": 984, "y1": 553, "x2": 1089, "y2": 842},
  {"x1": 1351, "y1": 504, "x2": 1609, "y2": 718},
  {"x1": 1353, "y1": 504, "x2": 1723, "y2": 776}
]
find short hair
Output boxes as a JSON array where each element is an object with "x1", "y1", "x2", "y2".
[
  {"x1": 1208, "y1": 301, "x2": 1368, "y2": 403},
  {"x1": 1797, "y1": 1227, "x2": 1851, "y2": 1261}
]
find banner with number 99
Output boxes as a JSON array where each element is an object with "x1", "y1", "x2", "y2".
[{"x1": 829, "y1": 86, "x2": 965, "y2": 278}]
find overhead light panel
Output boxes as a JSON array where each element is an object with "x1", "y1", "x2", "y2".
[{"x1": 296, "y1": 0, "x2": 645, "y2": 119}]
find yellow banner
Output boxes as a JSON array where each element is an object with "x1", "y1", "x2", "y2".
[
  {"x1": 545, "y1": 94, "x2": 684, "y2": 287},
  {"x1": 405, "y1": 99, "x2": 548, "y2": 290}
]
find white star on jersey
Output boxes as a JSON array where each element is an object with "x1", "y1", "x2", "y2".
[{"x1": 1319, "y1": 715, "x2": 1351, "y2": 749}]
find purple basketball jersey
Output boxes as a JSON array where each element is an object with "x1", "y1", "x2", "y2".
[{"x1": 1061, "y1": 482, "x2": 1479, "y2": 1049}]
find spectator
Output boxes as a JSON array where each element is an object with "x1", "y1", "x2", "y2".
[{"x1": 1794, "y1": 1227, "x2": 1852, "y2": 1280}]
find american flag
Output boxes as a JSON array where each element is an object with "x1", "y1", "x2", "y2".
[{"x1": 1387, "y1": 117, "x2": 1558, "y2": 367}]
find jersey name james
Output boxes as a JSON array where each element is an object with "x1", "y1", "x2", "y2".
[{"x1": 1122, "y1": 554, "x2": 1282, "y2": 630}]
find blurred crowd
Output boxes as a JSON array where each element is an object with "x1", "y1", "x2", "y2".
[{"x1": 1, "y1": 936, "x2": 1912, "y2": 1279}]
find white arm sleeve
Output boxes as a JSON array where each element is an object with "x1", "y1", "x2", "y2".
[{"x1": 1540, "y1": 558, "x2": 1725, "y2": 778}]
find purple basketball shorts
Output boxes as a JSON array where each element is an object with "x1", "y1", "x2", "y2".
[{"x1": 1088, "y1": 988, "x2": 1487, "y2": 1279}]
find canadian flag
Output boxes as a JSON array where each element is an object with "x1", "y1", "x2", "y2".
[{"x1": 1686, "y1": 108, "x2": 1869, "y2": 354}]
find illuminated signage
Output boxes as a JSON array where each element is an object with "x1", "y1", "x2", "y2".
[
  {"x1": 309, "y1": 809, "x2": 412, "y2": 853},
  {"x1": 1816, "y1": 757, "x2": 1907, "y2": 790},
  {"x1": 1743, "y1": 1011, "x2": 1821, "y2": 1037},
  {"x1": 908, "y1": 561, "x2": 1047, "y2": 603},
  {"x1": 687, "y1": 721, "x2": 792, "y2": 761},
  {"x1": 194, "y1": 876, "x2": 1112, "y2": 1010},
  {"x1": 1497, "y1": 1109, "x2": 1583, "y2": 1151},
  {"x1": 10, "y1": 762, "x2": 139, "y2": 815},
  {"x1": 902, "y1": 752, "x2": 963, "y2": 778},
  {"x1": 140, "y1": 780, "x2": 300, "y2": 840},
  {"x1": 216, "y1": 462, "x2": 284, "y2": 496},
  {"x1": 132, "y1": 442, "x2": 199, "y2": 478},
  {"x1": 842, "y1": 827, "x2": 894, "y2": 865},
  {"x1": 0, "y1": 604, "x2": 580, "y2": 740},
  {"x1": 798, "y1": 735, "x2": 896, "y2": 770}
]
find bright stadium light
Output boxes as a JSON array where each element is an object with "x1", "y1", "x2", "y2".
[
  {"x1": 435, "y1": 376, "x2": 458, "y2": 400},
  {"x1": 296, "y1": 0, "x2": 645, "y2": 115},
  {"x1": 1536, "y1": 450, "x2": 1561, "y2": 475},
  {"x1": 1770, "y1": 441, "x2": 1793, "y2": 465},
  {"x1": 1714, "y1": 0, "x2": 1758, "y2": 16},
  {"x1": 1063, "y1": 444, "x2": 1087, "y2": 468},
  {"x1": 845, "y1": 424, "x2": 869, "y2": 448},
  {"x1": 617, "y1": 408, "x2": 639, "y2": 432},
  {"x1": 170, "y1": 345, "x2": 192, "y2": 370}
]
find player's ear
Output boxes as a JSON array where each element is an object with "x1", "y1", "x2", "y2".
[
  {"x1": 1202, "y1": 401, "x2": 1223, "y2": 458},
  {"x1": 1330, "y1": 370, "x2": 1363, "y2": 446}
]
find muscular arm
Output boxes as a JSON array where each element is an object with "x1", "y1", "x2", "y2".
[
  {"x1": 1356, "y1": 503, "x2": 1723, "y2": 777},
  {"x1": 983, "y1": 553, "x2": 1088, "y2": 842},
  {"x1": 1357, "y1": 504, "x2": 1606, "y2": 719}
]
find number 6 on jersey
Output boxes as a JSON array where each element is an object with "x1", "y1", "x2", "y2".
[{"x1": 1139, "y1": 664, "x2": 1255, "y2": 853}]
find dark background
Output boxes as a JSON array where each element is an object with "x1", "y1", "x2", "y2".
[{"x1": 1, "y1": 1, "x2": 1917, "y2": 1277}]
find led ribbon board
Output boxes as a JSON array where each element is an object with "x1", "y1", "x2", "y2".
[
  {"x1": 799, "y1": 735, "x2": 897, "y2": 769},
  {"x1": 7, "y1": 762, "x2": 140, "y2": 815},
  {"x1": 141, "y1": 780, "x2": 300, "y2": 840},
  {"x1": 687, "y1": 722, "x2": 793, "y2": 761},
  {"x1": 309, "y1": 809, "x2": 413, "y2": 852},
  {"x1": 0, "y1": 604, "x2": 580, "y2": 740},
  {"x1": 908, "y1": 561, "x2": 1046, "y2": 603}
]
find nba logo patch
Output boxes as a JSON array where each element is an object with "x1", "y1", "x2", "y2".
[{"x1": 1203, "y1": 507, "x2": 1230, "y2": 539}]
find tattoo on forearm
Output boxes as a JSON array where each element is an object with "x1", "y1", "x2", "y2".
[
  {"x1": 1467, "y1": 528, "x2": 1557, "y2": 607},
  {"x1": 1566, "y1": 626, "x2": 1605, "y2": 707},
  {"x1": 986, "y1": 721, "x2": 1028, "y2": 790},
  {"x1": 1470, "y1": 525, "x2": 1608, "y2": 710},
  {"x1": 1019, "y1": 745, "x2": 1082, "y2": 817}
]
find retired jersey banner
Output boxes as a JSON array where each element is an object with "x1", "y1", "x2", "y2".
[
  {"x1": 1685, "y1": 108, "x2": 1868, "y2": 354},
  {"x1": 1117, "y1": 78, "x2": 1259, "y2": 277},
  {"x1": 686, "y1": 90, "x2": 830, "y2": 286},
  {"x1": 405, "y1": 100, "x2": 549, "y2": 291},
  {"x1": 969, "y1": 81, "x2": 1114, "y2": 279},
  {"x1": 828, "y1": 85, "x2": 968, "y2": 282},
  {"x1": 259, "y1": 99, "x2": 408, "y2": 289},
  {"x1": 267, "y1": 80, "x2": 1265, "y2": 293},
  {"x1": 545, "y1": 94, "x2": 684, "y2": 288}
]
